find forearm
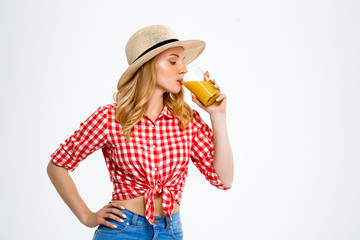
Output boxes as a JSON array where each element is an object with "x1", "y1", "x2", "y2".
[
  {"x1": 47, "y1": 160, "x2": 91, "y2": 224},
  {"x1": 210, "y1": 112, "x2": 234, "y2": 188}
]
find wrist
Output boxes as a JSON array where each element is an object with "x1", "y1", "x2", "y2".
[
  {"x1": 210, "y1": 111, "x2": 226, "y2": 122},
  {"x1": 78, "y1": 209, "x2": 93, "y2": 226}
]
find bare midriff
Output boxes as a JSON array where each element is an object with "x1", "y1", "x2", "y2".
[{"x1": 112, "y1": 194, "x2": 180, "y2": 217}]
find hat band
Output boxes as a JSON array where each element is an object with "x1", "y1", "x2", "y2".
[{"x1": 132, "y1": 38, "x2": 179, "y2": 63}]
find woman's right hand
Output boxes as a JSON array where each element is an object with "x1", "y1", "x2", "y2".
[{"x1": 81, "y1": 202, "x2": 127, "y2": 229}]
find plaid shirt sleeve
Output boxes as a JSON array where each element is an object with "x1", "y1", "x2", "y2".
[
  {"x1": 190, "y1": 110, "x2": 230, "y2": 190},
  {"x1": 50, "y1": 106, "x2": 109, "y2": 171}
]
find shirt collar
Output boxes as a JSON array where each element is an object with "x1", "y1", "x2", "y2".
[{"x1": 159, "y1": 105, "x2": 175, "y2": 119}]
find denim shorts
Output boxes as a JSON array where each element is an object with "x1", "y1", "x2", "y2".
[{"x1": 92, "y1": 208, "x2": 183, "y2": 240}]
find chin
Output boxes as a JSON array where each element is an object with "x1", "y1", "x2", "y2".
[
  {"x1": 173, "y1": 88, "x2": 182, "y2": 95},
  {"x1": 168, "y1": 86, "x2": 181, "y2": 95}
]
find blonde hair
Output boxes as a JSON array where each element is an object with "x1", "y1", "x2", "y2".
[{"x1": 113, "y1": 57, "x2": 193, "y2": 141}]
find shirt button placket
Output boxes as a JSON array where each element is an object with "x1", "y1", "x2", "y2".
[{"x1": 152, "y1": 123, "x2": 160, "y2": 187}]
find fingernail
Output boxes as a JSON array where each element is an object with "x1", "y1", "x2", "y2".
[
  {"x1": 113, "y1": 224, "x2": 117, "y2": 228},
  {"x1": 120, "y1": 206, "x2": 125, "y2": 210},
  {"x1": 122, "y1": 214, "x2": 127, "y2": 218},
  {"x1": 119, "y1": 218, "x2": 124, "y2": 222}
]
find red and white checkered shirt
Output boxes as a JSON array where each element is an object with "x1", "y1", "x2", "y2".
[{"x1": 51, "y1": 104, "x2": 229, "y2": 224}]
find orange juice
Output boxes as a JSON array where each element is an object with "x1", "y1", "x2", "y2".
[{"x1": 182, "y1": 80, "x2": 220, "y2": 106}]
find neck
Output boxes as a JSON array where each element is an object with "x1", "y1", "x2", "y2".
[{"x1": 145, "y1": 89, "x2": 164, "y2": 122}]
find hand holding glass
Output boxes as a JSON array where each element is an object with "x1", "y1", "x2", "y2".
[{"x1": 182, "y1": 65, "x2": 220, "y2": 106}]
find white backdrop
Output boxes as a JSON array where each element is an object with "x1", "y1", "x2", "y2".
[{"x1": 1, "y1": 0, "x2": 359, "y2": 239}]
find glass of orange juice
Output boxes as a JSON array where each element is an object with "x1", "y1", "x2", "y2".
[{"x1": 182, "y1": 65, "x2": 220, "y2": 106}]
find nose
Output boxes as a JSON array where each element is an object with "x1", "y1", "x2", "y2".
[{"x1": 179, "y1": 61, "x2": 187, "y2": 74}]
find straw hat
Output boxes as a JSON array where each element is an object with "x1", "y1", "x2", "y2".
[{"x1": 117, "y1": 25, "x2": 205, "y2": 89}]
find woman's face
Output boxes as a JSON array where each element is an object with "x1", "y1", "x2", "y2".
[{"x1": 154, "y1": 47, "x2": 187, "y2": 94}]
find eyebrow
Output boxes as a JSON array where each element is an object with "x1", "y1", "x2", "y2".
[{"x1": 169, "y1": 54, "x2": 185, "y2": 59}]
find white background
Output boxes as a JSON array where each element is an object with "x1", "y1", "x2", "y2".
[{"x1": 1, "y1": 0, "x2": 359, "y2": 239}]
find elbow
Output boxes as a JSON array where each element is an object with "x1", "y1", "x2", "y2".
[
  {"x1": 218, "y1": 173, "x2": 233, "y2": 189},
  {"x1": 222, "y1": 180, "x2": 233, "y2": 189},
  {"x1": 216, "y1": 171, "x2": 233, "y2": 189}
]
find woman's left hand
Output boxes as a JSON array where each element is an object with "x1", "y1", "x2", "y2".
[{"x1": 191, "y1": 71, "x2": 227, "y2": 115}]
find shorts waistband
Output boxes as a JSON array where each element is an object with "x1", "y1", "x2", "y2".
[{"x1": 120, "y1": 208, "x2": 181, "y2": 229}]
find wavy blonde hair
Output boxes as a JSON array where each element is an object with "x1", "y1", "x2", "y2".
[{"x1": 113, "y1": 57, "x2": 193, "y2": 141}]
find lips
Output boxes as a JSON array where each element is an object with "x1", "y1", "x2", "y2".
[{"x1": 177, "y1": 79, "x2": 183, "y2": 84}]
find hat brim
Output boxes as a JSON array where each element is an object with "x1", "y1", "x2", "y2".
[{"x1": 117, "y1": 40, "x2": 205, "y2": 89}]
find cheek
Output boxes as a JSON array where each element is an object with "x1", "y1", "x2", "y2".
[{"x1": 156, "y1": 61, "x2": 173, "y2": 80}]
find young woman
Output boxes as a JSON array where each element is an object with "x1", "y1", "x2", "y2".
[{"x1": 47, "y1": 25, "x2": 233, "y2": 240}]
